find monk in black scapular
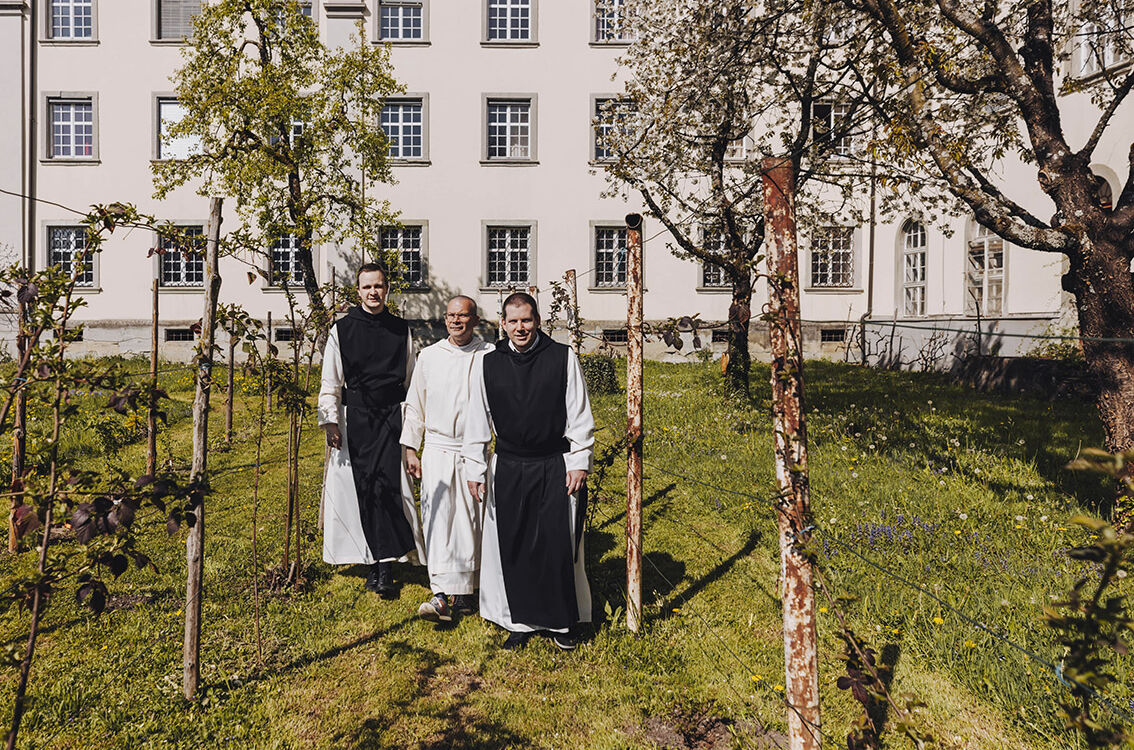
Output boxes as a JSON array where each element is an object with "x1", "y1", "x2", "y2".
[
  {"x1": 462, "y1": 292, "x2": 595, "y2": 650},
  {"x1": 318, "y1": 263, "x2": 425, "y2": 597}
]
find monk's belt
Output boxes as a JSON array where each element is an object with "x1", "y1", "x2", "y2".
[
  {"x1": 423, "y1": 434, "x2": 463, "y2": 453},
  {"x1": 342, "y1": 384, "x2": 405, "y2": 409},
  {"x1": 495, "y1": 437, "x2": 570, "y2": 462}
]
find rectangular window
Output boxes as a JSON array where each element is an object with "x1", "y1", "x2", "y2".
[
  {"x1": 700, "y1": 227, "x2": 730, "y2": 288},
  {"x1": 157, "y1": 98, "x2": 201, "y2": 160},
  {"x1": 1078, "y1": 11, "x2": 1132, "y2": 77},
  {"x1": 165, "y1": 328, "x2": 195, "y2": 342},
  {"x1": 380, "y1": 226, "x2": 427, "y2": 289},
  {"x1": 379, "y1": 1, "x2": 424, "y2": 40},
  {"x1": 381, "y1": 100, "x2": 424, "y2": 160},
  {"x1": 594, "y1": 0, "x2": 631, "y2": 42},
  {"x1": 486, "y1": 226, "x2": 530, "y2": 287},
  {"x1": 724, "y1": 135, "x2": 747, "y2": 161},
  {"x1": 49, "y1": 99, "x2": 94, "y2": 159},
  {"x1": 820, "y1": 328, "x2": 846, "y2": 343},
  {"x1": 270, "y1": 235, "x2": 305, "y2": 287},
  {"x1": 48, "y1": 227, "x2": 94, "y2": 286},
  {"x1": 275, "y1": 328, "x2": 299, "y2": 342},
  {"x1": 156, "y1": 0, "x2": 201, "y2": 40},
  {"x1": 902, "y1": 221, "x2": 927, "y2": 317},
  {"x1": 810, "y1": 226, "x2": 854, "y2": 288},
  {"x1": 486, "y1": 99, "x2": 531, "y2": 160},
  {"x1": 51, "y1": 0, "x2": 94, "y2": 39},
  {"x1": 159, "y1": 226, "x2": 205, "y2": 287},
  {"x1": 602, "y1": 328, "x2": 628, "y2": 344},
  {"x1": 812, "y1": 101, "x2": 853, "y2": 157},
  {"x1": 966, "y1": 226, "x2": 1004, "y2": 316},
  {"x1": 593, "y1": 97, "x2": 632, "y2": 162},
  {"x1": 593, "y1": 226, "x2": 627, "y2": 288},
  {"x1": 486, "y1": 0, "x2": 531, "y2": 41}
]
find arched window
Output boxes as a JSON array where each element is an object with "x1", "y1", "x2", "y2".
[
  {"x1": 965, "y1": 223, "x2": 1004, "y2": 316},
  {"x1": 901, "y1": 220, "x2": 927, "y2": 317}
]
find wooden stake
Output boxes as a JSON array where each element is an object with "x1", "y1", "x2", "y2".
[
  {"x1": 565, "y1": 268, "x2": 580, "y2": 353},
  {"x1": 625, "y1": 213, "x2": 644, "y2": 633},
  {"x1": 266, "y1": 311, "x2": 273, "y2": 411},
  {"x1": 147, "y1": 279, "x2": 159, "y2": 476},
  {"x1": 9, "y1": 297, "x2": 26, "y2": 554},
  {"x1": 225, "y1": 332, "x2": 235, "y2": 445},
  {"x1": 184, "y1": 197, "x2": 223, "y2": 701},
  {"x1": 761, "y1": 158, "x2": 820, "y2": 750}
]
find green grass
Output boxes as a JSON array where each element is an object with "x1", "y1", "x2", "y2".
[{"x1": 0, "y1": 358, "x2": 1128, "y2": 748}]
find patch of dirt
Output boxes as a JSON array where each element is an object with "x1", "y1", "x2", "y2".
[
  {"x1": 426, "y1": 663, "x2": 482, "y2": 699},
  {"x1": 639, "y1": 708, "x2": 789, "y2": 750},
  {"x1": 105, "y1": 593, "x2": 154, "y2": 611}
]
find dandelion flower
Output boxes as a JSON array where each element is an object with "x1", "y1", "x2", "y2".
[
  {"x1": 819, "y1": 607, "x2": 828, "y2": 613},
  {"x1": 954, "y1": 530, "x2": 961, "y2": 535},
  {"x1": 774, "y1": 684, "x2": 784, "y2": 692},
  {"x1": 933, "y1": 616, "x2": 945, "y2": 625},
  {"x1": 751, "y1": 674, "x2": 762, "y2": 682}
]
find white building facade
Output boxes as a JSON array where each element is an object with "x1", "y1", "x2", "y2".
[{"x1": 0, "y1": 0, "x2": 1127, "y2": 363}]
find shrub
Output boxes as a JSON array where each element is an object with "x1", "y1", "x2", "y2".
[{"x1": 580, "y1": 353, "x2": 619, "y2": 395}]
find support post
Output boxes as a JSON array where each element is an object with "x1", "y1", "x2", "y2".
[
  {"x1": 761, "y1": 158, "x2": 820, "y2": 750},
  {"x1": 565, "y1": 268, "x2": 580, "y2": 353},
  {"x1": 147, "y1": 279, "x2": 159, "y2": 476},
  {"x1": 265, "y1": 311, "x2": 273, "y2": 410},
  {"x1": 625, "y1": 213, "x2": 644, "y2": 633},
  {"x1": 9, "y1": 298, "x2": 26, "y2": 553},
  {"x1": 225, "y1": 332, "x2": 235, "y2": 444},
  {"x1": 184, "y1": 197, "x2": 223, "y2": 701}
]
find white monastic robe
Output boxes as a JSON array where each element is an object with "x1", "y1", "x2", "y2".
[
  {"x1": 318, "y1": 318, "x2": 426, "y2": 566},
  {"x1": 400, "y1": 337, "x2": 494, "y2": 595},
  {"x1": 461, "y1": 332, "x2": 594, "y2": 633}
]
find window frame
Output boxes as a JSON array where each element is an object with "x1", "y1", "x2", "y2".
[
  {"x1": 151, "y1": 0, "x2": 202, "y2": 44},
  {"x1": 154, "y1": 224, "x2": 206, "y2": 290},
  {"x1": 696, "y1": 224, "x2": 735, "y2": 293},
  {"x1": 591, "y1": 0, "x2": 633, "y2": 45},
  {"x1": 589, "y1": 222, "x2": 628, "y2": 292},
  {"x1": 42, "y1": 92, "x2": 99, "y2": 163},
  {"x1": 481, "y1": 94, "x2": 538, "y2": 165},
  {"x1": 811, "y1": 100, "x2": 855, "y2": 158},
  {"x1": 901, "y1": 219, "x2": 928, "y2": 317},
  {"x1": 806, "y1": 224, "x2": 858, "y2": 290},
  {"x1": 481, "y1": 221, "x2": 537, "y2": 291},
  {"x1": 379, "y1": 221, "x2": 429, "y2": 292},
  {"x1": 590, "y1": 94, "x2": 633, "y2": 164},
  {"x1": 380, "y1": 94, "x2": 430, "y2": 165},
  {"x1": 482, "y1": 0, "x2": 538, "y2": 46},
  {"x1": 153, "y1": 94, "x2": 204, "y2": 161},
  {"x1": 43, "y1": 0, "x2": 98, "y2": 43},
  {"x1": 1075, "y1": 10, "x2": 1133, "y2": 79},
  {"x1": 43, "y1": 224, "x2": 98, "y2": 290},
  {"x1": 965, "y1": 222, "x2": 1006, "y2": 317},
  {"x1": 265, "y1": 234, "x2": 313, "y2": 291},
  {"x1": 376, "y1": 0, "x2": 429, "y2": 45}
]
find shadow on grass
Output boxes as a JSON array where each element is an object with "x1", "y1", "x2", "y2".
[{"x1": 657, "y1": 527, "x2": 764, "y2": 624}]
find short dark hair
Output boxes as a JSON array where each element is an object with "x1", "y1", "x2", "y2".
[
  {"x1": 502, "y1": 292, "x2": 539, "y2": 322},
  {"x1": 356, "y1": 263, "x2": 388, "y2": 285}
]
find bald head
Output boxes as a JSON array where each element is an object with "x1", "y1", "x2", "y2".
[{"x1": 444, "y1": 295, "x2": 480, "y2": 346}]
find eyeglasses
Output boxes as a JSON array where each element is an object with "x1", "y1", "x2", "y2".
[{"x1": 445, "y1": 313, "x2": 473, "y2": 321}]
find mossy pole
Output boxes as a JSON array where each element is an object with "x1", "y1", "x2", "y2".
[
  {"x1": 184, "y1": 197, "x2": 222, "y2": 701},
  {"x1": 761, "y1": 157, "x2": 820, "y2": 750},
  {"x1": 625, "y1": 212, "x2": 644, "y2": 634},
  {"x1": 147, "y1": 278, "x2": 159, "y2": 476}
]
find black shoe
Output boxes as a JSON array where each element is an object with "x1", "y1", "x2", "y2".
[
  {"x1": 550, "y1": 631, "x2": 577, "y2": 651},
  {"x1": 364, "y1": 565, "x2": 380, "y2": 593},
  {"x1": 368, "y1": 562, "x2": 396, "y2": 598},
  {"x1": 502, "y1": 631, "x2": 533, "y2": 651},
  {"x1": 451, "y1": 593, "x2": 478, "y2": 616}
]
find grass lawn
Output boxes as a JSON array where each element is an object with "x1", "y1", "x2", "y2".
[{"x1": 0, "y1": 357, "x2": 1128, "y2": 749}]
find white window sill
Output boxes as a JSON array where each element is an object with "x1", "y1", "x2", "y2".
[
  {"x1": 262, "y1": 286, "x2": 310, "y2": 295},
  {"x1": 391, "y1": 159, "x2": 431, "y2": 168},
  {"x1": 378, "y1": 39, "x2": 431, "y2": 46},
  {"x1": 480, "y1": 40, "x2": 538, "y2": 48},
  {"x1": 40, "y1": 38, "x2": 99, "y2": 46},
  {"x1": 696, "y1": 286, "x2": 732, "y2": 294},
  {"x1": 149, "y1": 38, "x2": 188, "y2": 46},
  {"x1": 588, "y1": 40, "x2": 632, "y2": 48},
  {"x1": 479, "y1": 285, "x2": 531, "y2": 293},
  {"x1": 587, "y1": 286, "x2": 626, "y2": 294},
  {"x1": 41, "y1": 158, "x2": 100, "y2": 165},
  {"x1": 480, "y1": 159, "x2": 539, "y2": 167},
  {"x1": 804, "y1": 287, "x2": 863, "y2": 294}
]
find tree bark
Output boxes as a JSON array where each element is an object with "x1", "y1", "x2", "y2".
[
  {"x1": 147, "y1": 279, "x2": 159, "y2": 476},
  {"x1": 183, "y1": 197, "x2": 223, "y2": 701},
  {"x1": 724, "y1": 274, "x2": 753, "y2": 398}
]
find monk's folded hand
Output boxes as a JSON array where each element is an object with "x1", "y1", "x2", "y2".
[
  {"x1": 404, "y1": 447, "x2": 422, "y2": 479},
  {"x1": 323, "y1": 423, "x2": 342, "y2": 450},
  {"x1": 565, "y1": 470, "x2": 587, "y2": 496},
  {"x1": 468, "y1": 480, "x2": 485, "y2": 503}
]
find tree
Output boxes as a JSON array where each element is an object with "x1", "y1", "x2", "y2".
[
  {"x1": 152, "y1": 0, "x2": 402, "y2": 329},
  {"x1": 603, "y1": 0, "x2": 871, "y2": 396},
  {"x1": 839, "y1": 1, "x2": 1134, "y2": 456}
]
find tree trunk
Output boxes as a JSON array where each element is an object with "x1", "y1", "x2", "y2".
[
  {"x1": 184, "y1": 197, "x2": 223, "y2": 701},
  {"x1": 1065, "y1": 240, "x2": 1134, "y2": 528},
  {"x1": 9, "y1": 298, "x2": 27, "y2": 554},
  {"x1": 724, "y1": 274, "x2": 753, "y2": 397},
  {"x1": 147, "y1": 280, "x2": 159, "y2": 476}
]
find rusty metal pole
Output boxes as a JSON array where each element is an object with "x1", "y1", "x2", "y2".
[
  {"x1": 761, "y1": 157, "x2": 820, "y2": 750},
  {"x1": 147, "y1": 279, "x2": 159, "y2": 477},
  {"x1": 625, "y1": 213, "x2": 644, "y2": 633},
  {"x1": 565, "y1": 268, "x2": 580, "y2": 354}
]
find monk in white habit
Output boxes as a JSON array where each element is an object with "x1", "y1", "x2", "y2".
[
  {"x1": 319, "y1": 263, "x2": 425, "y2": 597},
  {"x1": 462, "y1": 292, "x2": 594, "y2": 650},
  {"x1": 401, "y1": 295, "x2": 493, "y2": 622}
]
